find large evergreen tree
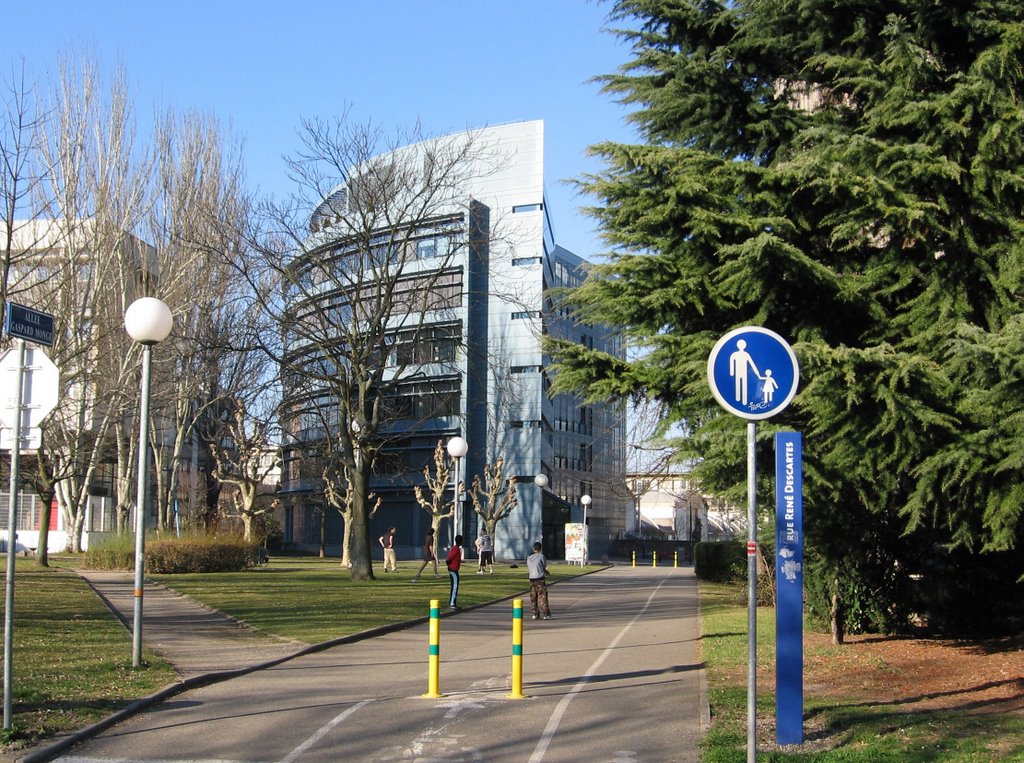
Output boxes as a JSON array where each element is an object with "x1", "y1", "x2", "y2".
[{"x1": 550, "y1": 0, "x2": 1024, "y2": 637}]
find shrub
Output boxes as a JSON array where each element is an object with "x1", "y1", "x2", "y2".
[
  {"x1": 83, "y1": 535, "x2": 135, "y2": 570},
  {"x1": 84, "y1": 533, "x2": 259, "y2": 573},
  {"x1": 694, "y1": 541, "x2": 745, "y2": 582}
]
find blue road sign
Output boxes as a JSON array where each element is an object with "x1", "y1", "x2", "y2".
[
  {"x1": 707, "y1": 326, "x2": 799, "y2": 420},
  {"x1": 775, "y1": 431, "x2": 804, "y2": 745},
  {"x1": 4, "y1": 303, "x2": 54, "y2": 346}
]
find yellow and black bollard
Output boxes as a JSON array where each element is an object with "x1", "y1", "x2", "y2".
[
  {"x1": 631, "y1": 550, "x2": 636, "y2": 567},
  {"x1": 423, "y1": 599, "x2": 443, "y2": 698},
  {"x1": 674, "y1": 550, "x2": 678, "y2": 568},
  {"x1": 653, "y1": 550, "x2": 658, "y2": 567},
  {"x1": 508, "y1": 598, "x2": 526, "y2": 699}
]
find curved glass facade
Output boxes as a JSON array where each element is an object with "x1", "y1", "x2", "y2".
[{"x1": 279, "y1": 121, "x2": 625, "y2": 560}]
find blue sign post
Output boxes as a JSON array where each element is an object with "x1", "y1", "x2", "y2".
[
  {"x1": 4, "y1": 302, "x2": 55, "y2": 347},
  {"x1": 708, "y1": 326, "x2": 800, "y2": 762},
  {"x1": 775, "y1": 432, "x2": 803, "y2": 745}
]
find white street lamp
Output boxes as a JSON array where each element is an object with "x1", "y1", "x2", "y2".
[
  {"x1": 533, "y1": 473, "x2": 548, "y2": 489},
  {"x1": 581, "y1": 494, "x2": 592, "y2": 565},
  {"x1": 124, "y1": 297, "x2": 173, "y2": 668},
  {"x1": 447, "y1": 436, "x2": 468, "y2": 547}
]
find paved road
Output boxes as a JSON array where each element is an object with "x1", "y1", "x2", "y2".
[{"x1": 56, "y1": 565, "x2": 705, "y2": 763}]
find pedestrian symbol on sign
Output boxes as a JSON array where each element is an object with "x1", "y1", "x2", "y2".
[{"x1": 708, "y1": 327, "x2": 799, "y2": 420}]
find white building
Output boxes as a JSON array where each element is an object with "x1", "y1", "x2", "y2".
[{"x1": 279, "y1": 121, "x2": 626, "y2": 560}]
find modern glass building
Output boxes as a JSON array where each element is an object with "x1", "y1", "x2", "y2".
[{"x1": 278, "y1": 121, "x2": 625, "y2": 561}]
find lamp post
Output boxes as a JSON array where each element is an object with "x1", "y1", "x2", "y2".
[
  {"x1": 124, "y1": 297, "x2": 173, "y2": 668},
  {"x1": 447, "y1": 436, "x2": 468, "y2": 548},
  {"x1": 580, "y1": 494, "x2": 592, "y2": 565},
  {"x1": 534, "y1": 473, "x2": 548, "y2": 555}
]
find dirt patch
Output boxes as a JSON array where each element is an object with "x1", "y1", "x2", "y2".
[
  {"x1": 800, "y1": 632, "x2": 1024, "y2": 716},
  {"x1": 746, "y1": 631, "x2": 1024, "y2": 753}
]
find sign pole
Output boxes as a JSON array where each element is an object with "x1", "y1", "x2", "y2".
[
  {"x1": 3, "y1": 338, "x2": 26, "y2": 729},
  {"x1": 707, "y1": 325, "x2": 801, "y2": 763},
  {"x1": 746, "y1": 420, "x2": 757, "y2": 762}
]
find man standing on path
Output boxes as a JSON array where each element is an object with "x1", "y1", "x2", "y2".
[
  {"x1": 475, "y1": 529, "x2": 494, "y2": 574},
  {"x1": 379, "y1": 527, "x2": 397, "y2": 573},
  {"x1": 446, "y1": 535, "x2": 463, "y2": 610},
  {"x1": 527, "y1": 541, "x2": 552, "y2": 620}
]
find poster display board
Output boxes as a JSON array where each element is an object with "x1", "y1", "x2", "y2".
[{"x1": 564, "y1": 522, "x2": 587, "y2": 565}]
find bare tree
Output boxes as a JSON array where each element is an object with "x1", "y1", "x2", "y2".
[
  {"x1": 207, "y1": 395, "x2": 279, "y2": 542},
  {"x1": 0, "y1": 62, "x2": 49, "y2": 324},
  {"x1": 413, "y1": 440, "x2": 456, "y2": 543},
  {"x1": 143, "y1": 106, "x2": 251, "y2": 532},
  {"x1": 620, "y1": 398, "x2": 676, "y2": 535},
  {"x1": 467, "y1": 458, "x2": 518, "y2": 557},
  {"x1": 33, "y1": 57, "x2": 157, "y2": 552},
  {"x1": 323, "y1": 447, "x2": 381, "y2": 567},
  {"x1": 8, "y1": 54, "x2": 256, "y2": 555},
  {"x1": 243, "y1": 118, "x2": 503, "y2": 580}
]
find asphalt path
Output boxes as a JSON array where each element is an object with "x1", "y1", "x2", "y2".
[{"x1": 55, "y1": 565, "x2": 705, "y2": 763}]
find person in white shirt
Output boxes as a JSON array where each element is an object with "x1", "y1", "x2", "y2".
[
  {"x1": 526, "y1": 542, "x2": 551, "y2": 620},
  {"x1": 476, "y1": 530, "x2": 494, "y2": 574}
]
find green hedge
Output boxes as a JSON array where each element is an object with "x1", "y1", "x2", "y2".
[
  {"x1": 694, "y1": 541, "x2": 746, "y2": 582},
  {"x1": 85, "y1": 533, "x2": 260, "y2": 573}
]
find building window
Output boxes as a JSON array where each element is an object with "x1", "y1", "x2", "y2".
[
  {"x1": 512, "y1": 257, "x2": 542, "y2": 266},
  {"x1": 510, "y1": 420, "x2": 542, "y2": 428},
  {"x1": 416, "y1": 238, "x2": 437, "y2": 259},
  {"x1": 385, "y1": 378, "x2": 460, "y2": 420},
  {"x1": 511, "y1": 365, "x2": 541, "y2": 374},
  {"x1": 511, "y1": 311, "x2": 540, "y2": 320},
  {"x1": 388, "y1": 323, "x2": 461, "y2": 366},
  {"x1": 512, "y1": 203, "x2": 543, "y2": 213},
  {"x1": 415, "y1": 236, "x2": 454, "y2": 260}
]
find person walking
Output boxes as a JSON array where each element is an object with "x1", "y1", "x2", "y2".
[
  {"x1": 379, "y1": 527, "x2": 397, "y2": 573},
  {"x1": 446, "y1": 535, "x2": 463, "y2": 610},
  {"x1": 411, "y1": 527, "x2": 438, "y2": 582},
  {"x1": 527, "y1": 541, "x2": 552, "y2": 620},
  {"x1": 475, "y1": 529, "x2": 494, "y2": 574}
]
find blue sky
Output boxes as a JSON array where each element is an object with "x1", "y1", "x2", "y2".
[{"x1": 7, "y1": 1, "x2": 638, "y2": 259}]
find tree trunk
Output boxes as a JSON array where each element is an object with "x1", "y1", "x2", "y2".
[
  {"x1": 830, "y1": 574, "x2": 845, "y2": 645},
  {"x1": 348, "y1": 466, "x2": 374, "y2": 580},
  {"x1": 35, "y1": 493, "x2": 54, "y2": 567},
  {"x1": 340, "y1": 512, "x2": 352, "y2": 567},
  {"x1": 318, "y1": 508, "x2": 326, "y2": 558},
  {"x1": 241, "y1": 512, "x2": 254, "y2": 543}
]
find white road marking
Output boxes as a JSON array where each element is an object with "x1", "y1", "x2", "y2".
[
  {"x1": 528, "y1": 575, "x2": 673, "y2": 763},
  {"x1": 276, "y1": 698, "x2": 374, "y2": 763},
  {"x1": 379, "y1": 676, "x2": 505, "y2": 761}
]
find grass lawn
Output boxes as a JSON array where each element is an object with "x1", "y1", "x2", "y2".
[
  {"x1": 0, "y1": 556, "x2": 176, "y2": 752},
  {"x1": 699, "y1": 581, "x2": 1024, "y2": 762},
  {"x1": 151, "y1": 554, "x2": 603, "y2": 644},
  {"x1": 2, "y1": 552, "x2": 602, "y2": 753}
]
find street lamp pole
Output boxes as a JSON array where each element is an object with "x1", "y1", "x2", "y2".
[
  {"x1": 534, "y1": 473, "x2": 549, "y2": 554},
  {"x1": 447, "y1": 436, "x2": 468, "y2": 549},
  {"x1": 581, "y1": 494, "x2": 592, "y2": 565},
  {"x1": 124, "y1": 297, "x2": 173, "y2": 668}
]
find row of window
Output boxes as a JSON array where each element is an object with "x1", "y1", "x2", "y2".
[
  {"x1": 388, "y1": 324, "x2": 460, "y2": 366},
  {"x1": 510, "y1": 420, "x2": 542, "y2": 428}
]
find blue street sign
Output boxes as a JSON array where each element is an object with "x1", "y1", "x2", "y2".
[
  {"x1": 4, "y1": 303, "x2": 55, "y2": 347},
  {"x1": 775, "y1": 432, "x2": 804, "y2": 745},
  {"x1": 707, "y1": 326, "x2": 799, "y2": 420}
]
